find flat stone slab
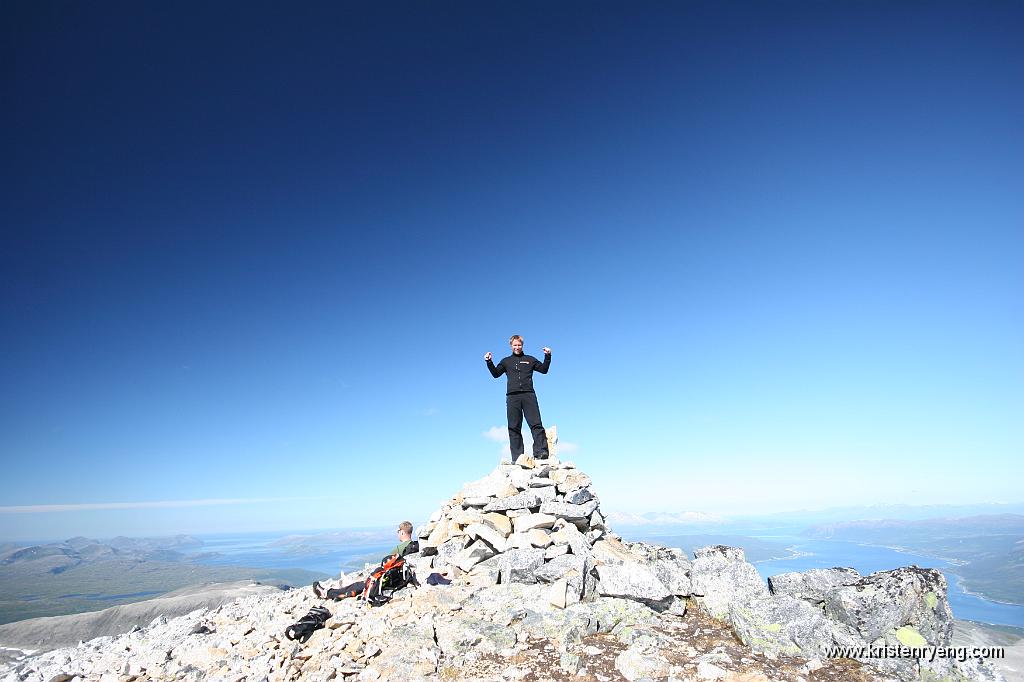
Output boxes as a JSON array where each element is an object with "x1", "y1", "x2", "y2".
[
  {"x1": 483, "y1": 491, "x2": 542, "y2": 512},
  {"x1": 512, "y1": 513, "x2": 557, "y2": 534},
  {"x1": 540, "y1": 500, "x2": 599, "y2": 521}
]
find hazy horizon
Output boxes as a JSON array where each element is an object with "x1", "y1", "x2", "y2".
[{"x1": 4, "y1": 499, "x2": 1024, "y2": 544}]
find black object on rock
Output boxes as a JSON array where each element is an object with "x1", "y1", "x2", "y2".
[
  {"x1": 284, "y1": 606, "x2": 331, "y2": 643},
  {"x1": 425, "y1": 572, "x2": 452, "y2": 586}
]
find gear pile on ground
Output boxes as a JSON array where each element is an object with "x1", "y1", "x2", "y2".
[{"x1": 0, "y1": 456, "x2": 1007, "y2": 681}]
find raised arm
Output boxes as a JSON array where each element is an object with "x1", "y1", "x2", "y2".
[
  {"x1": 485, "y1": 353, "x2": 505, "y2": 378},
  {"x1": 535, "y1": 348, "x2": 552, "y2": 374}
]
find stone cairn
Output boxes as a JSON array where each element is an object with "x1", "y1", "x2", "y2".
[
  {"x1": 400, "y1": 449, "x2": 1001, "y2": 681},
  {"x1": 407, "y1": 451, "x2": 690, "y2": 612}
]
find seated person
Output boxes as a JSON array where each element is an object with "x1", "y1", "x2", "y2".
[
  {"x1": 313, "y1": 521, "x2": 420, "y2": 599},
  {"x1": 387, "y1": 520, "x2": 419, "y2": 560}
]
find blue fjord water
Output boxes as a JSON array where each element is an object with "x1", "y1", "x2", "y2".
[{"x1": 190, "y1": 531, "x2": 395, "y2": 576}]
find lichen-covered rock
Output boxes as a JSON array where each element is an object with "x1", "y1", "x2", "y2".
[
  {"x1": 690, "y1": 545, "x2": 769, "y2": 619},
  {"x1": 433, "y1": 615, "x2": 517, "y2": 658},
  {"x1": 535, "y1": 554, "x2": 587, "y2": 584},
  {"x1": 370, "y1": 615, "x2": 439, "y2": 681},
  {"x1": 624, "y1": 541, "x2": 692, "y2": 596},
  {"x1": 728, "y1": 594, "x2": 841, "y2": 658},
  {"x1": 825, "y1": 566, "x2": 954, "y2": 646},
  {"x1": 693, "y1": 545, "x2": 746, "y2": 562},
  {"x1": 595, "y1": 563, "x2": 673, "y2": 610},
  {"x1": 615, "y1": 644, "x2": 671, "y2": 681},
  {"x1": 498, "y1": 548, "x2": 546, "y2": 584}
]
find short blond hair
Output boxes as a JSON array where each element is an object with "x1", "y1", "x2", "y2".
[
  {"x1": 509, "y1": 335, "x2": 523, "y2": 345},
  {"x1": 398, "y1": 521, "x2": 413, "y2": 534}
]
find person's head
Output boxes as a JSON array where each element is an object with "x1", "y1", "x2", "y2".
[
  {"x1": 397, "y1": 521, "x2": 413, "y2": 542},
  {"x1": 509, "y1": 335, "x2": 523, "y2": 355}
]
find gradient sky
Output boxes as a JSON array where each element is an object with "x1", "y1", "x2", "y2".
[{"x1": 2, "y1": 1, "x2": 1021, "y2": 541}]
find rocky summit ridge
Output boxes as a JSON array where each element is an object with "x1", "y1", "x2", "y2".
[{"x1": 1, "y1": 452, "x2": 1005, "y2": 682}]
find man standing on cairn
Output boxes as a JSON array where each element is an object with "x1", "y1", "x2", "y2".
[{"x1": 484, "y1": 335, "x2": 552, "y2": 460}]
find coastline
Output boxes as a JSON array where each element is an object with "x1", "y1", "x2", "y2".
[
  {"x1": 752, "y1": 545, "x2": 811, "y2": 564},
  {"x1": 849, "y1": 540, "x2": 1024, "y2": 609}
]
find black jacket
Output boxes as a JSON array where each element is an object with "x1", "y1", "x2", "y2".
[{"x1": 487, "y1": 352, "x2": 551, "y2": 394}]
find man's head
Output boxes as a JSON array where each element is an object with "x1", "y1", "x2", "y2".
[
  {"x1": 509, "y1": 335, "x2": 524, "y2": 355},
  {"x1": 397, "y1": 521, "x2": 413, "y2": 542}
]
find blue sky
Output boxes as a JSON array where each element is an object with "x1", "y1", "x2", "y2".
[{"x1": 2, "y1": 1, "x2": 1021, "y2": 541}]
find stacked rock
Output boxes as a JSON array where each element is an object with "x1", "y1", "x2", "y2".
[{"x1": 408, "y1": 455, "x2": 691, "y2": 612}]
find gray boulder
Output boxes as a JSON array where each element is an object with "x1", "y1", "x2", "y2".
[
  {"x1": 623, "y1": 541, "x2": 692, "y2": 596},
  {"x1": 563, "y1": 487, "x2": 594, "y2": 505},
  {"x1": 540, "y1": 500, "x2": 599, "y2": 523},
  {"x1": 550, "y1": 519, "x2": 592, "y2": 558},
  {"x1": 824, "y1": 566, "x2": 954, "y2": 646},
  {"x1": 453, "y1": 540, "x2": 497, "y2": 572},
  {"x1": 512, "y1": 513, "x2": 557, "y2": 533},
  {"x1": 595, "y1": 563, "x2": 674, "y2": 610},
  {"x1": 728, "y1": 594, "x2": 840, "y2": 658},
  {"x1": 693, "y1": 544, "x2": 746, "y2": 562},
  {"x1": 483, "y1": 491, "x2": 541, "y2": 512},
  {"x1": 535, "y1": 554, "x2": 587, "y2": 584},
  {"x1": 527, "y1": 596, "x2": 659, "y2": 648},
  {"x1": 689, "y1": 545, "x2": 768, "y2": 619},
  {"x1": 435, "y1": 535, "x2": 472, "y2": 568},
  {"x1": 768, "y1": 567, "x2": 861, "y2": 606},
  {"x1": 433, "y1": 615, "x2": 517, "y2": 658},
  {"x1": 498, "y1": 548, "x2": 546, "y2": 584},
  {"x1": 466, "y1": 554, "x2": 502, "y2": 585}
]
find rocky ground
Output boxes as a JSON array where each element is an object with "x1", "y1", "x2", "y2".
[
  {"x1": 0, "y1": 582, "x2": 280, "y2": 654},
  {"x1": 0, "y1": 577, "x2": 884, "y2": 682}
]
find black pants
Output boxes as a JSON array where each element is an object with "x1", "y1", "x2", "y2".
[
  {"x1": 326, "y1": 580, "x2": 364, "y2": 600},
  {"x1": 507, "y1": 391, "x2": 548, "y2": 458}
]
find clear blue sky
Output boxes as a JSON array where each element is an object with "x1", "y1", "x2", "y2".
[{"x1": 2, "y1": 1, "x2": 1021, "y2": 541}]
